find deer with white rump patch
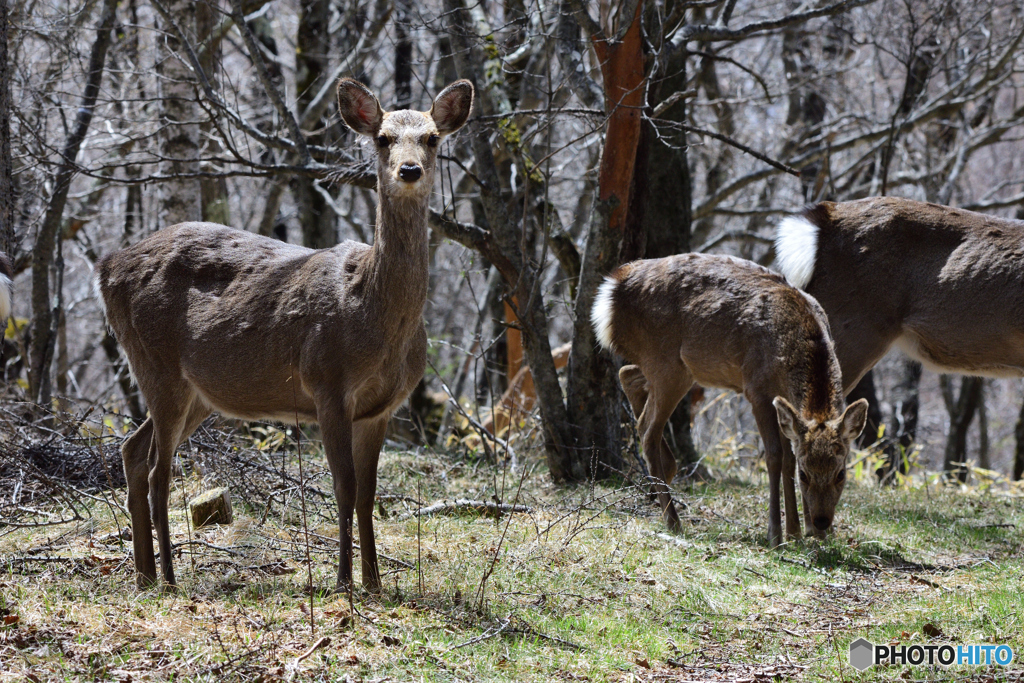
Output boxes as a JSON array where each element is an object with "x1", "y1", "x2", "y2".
[
  {"x1": 592, "y1": 253, "x2": 868, "y2": 545},
  {"x1": 96, "y1": 79, "x2": 473, "y2": 591},
  {"x1": 777, "y1": 197, "x2": 1024, "y2": 393}
]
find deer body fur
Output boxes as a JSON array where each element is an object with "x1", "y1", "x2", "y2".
[
  {"x1": 776, "y1": 197, "x2": 1024, "y2": 392},
  {"x1": 592, "y1": 253, "x2": 867, "y2": 545},
  {"x1": 97, "y1": 79, "x2": 473, "y2": 591}
]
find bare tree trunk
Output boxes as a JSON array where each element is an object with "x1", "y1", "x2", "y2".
[
  {"x1": 442, "y1": 0, "x2": 576, "y2": 481},
  {"x1": 848, "y1": 370, "x2": 883, "y2": 449},
  {"x1": 1014, "y1": 394, "x2": 1024, "y2": 481},
  {"x1": 942, "y1": 375, "x2": 984, "y2": 483},
  {"x1": 0, "y1": 0, "x2": 13, "y2": 256},
  {"x1": 158, "y1": 0, "x2": 202, "y2": 226},
  {"x1": 639, "y1": 34, "x2": 702, "y2": 477},
  {"x1": 394, "y1": 0, "x2": 413, "y2": 109},
  {"x1": 977, "y1": 381, "x2": 989, "y2": 471},
  {"x1": 28, "y1": 0, "x2": 118, "y2": 401},
  {"x1": 878, "y1": 359, "x2": 922, "y2": 483},
  {"x1": 294, "y1": 0, "x2": 334, "y2": 249},
  {"x1": 197, "y1": 0, "x2": 230, "y2": 225}
]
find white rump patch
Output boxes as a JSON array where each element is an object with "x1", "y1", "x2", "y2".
[
  {"x1": 0, "y1": 273, "x2": 11, "y2": 322},
  {"x1": 591, "y1": 277, "x2": 618, "y2": 352},
  {"x1": 775, "y1": 215, "x2": 819, "y2": 290}
]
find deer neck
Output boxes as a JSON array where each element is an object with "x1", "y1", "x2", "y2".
[{"x1": 364, "y1": 187, "x2": 430, "y2": 320}]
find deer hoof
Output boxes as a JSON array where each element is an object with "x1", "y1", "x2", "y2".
[{"x1": 663, "y1": 504, "x2": 682, "y2": 533}]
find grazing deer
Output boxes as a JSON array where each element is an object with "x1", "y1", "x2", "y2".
[
  {"x1": 592, "y1": 254, "x2": 868, "y2": 545},
  {"x1": 96, "y1": 79, "x2": 473, "y2": 591},
  {"x1": 776, "y1": 197, "x2": 1024, "y2": 391},
  {"x1": 0, "y1": 252, "x2": 11, "y2": 321}
]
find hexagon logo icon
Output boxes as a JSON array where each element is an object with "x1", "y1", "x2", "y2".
[{"x1": 849, "y1": 638, "x2": 874, "y2": 671}]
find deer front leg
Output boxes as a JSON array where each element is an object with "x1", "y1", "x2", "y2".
[
  {"x1": 353, "y1": 417, "x2": 388, "y2": 593},
  {"x1": 751, "y1": 399, "x2": 785, "y2": 547},
  {"x1": 319, "y1": 403, "x2": 357, "y2": 591},
  {"x1": 781, "y1": 437, "x2": 802, "y2": 540},
  {"x1": 122, "y1": 418, "x2": 157, "y2": 588}
]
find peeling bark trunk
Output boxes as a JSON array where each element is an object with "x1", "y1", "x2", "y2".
[{"x1": 565, "y1": 1, "x2": 646, "y2": 477}]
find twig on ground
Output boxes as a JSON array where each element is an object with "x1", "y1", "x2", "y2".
[
  {"x1": 449, "y1": 616, "x2": 512, "y2": 650},
  {"x1": 396, "y1": 498, "x2": 532, "y2": 521}
]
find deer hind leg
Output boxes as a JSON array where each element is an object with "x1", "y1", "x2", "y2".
[
  {"x1": 624, "y1": 364, "x2": 692, "y2": 532},
  {"x1": 619, "y1": 366, "x2": 679, "y2": 488},
  {"x1": 122, "y1": 417, "x2": 157, "y2": 588},
  {"x1": 353, "y1": 416, "x2": 388, "y2": 593},
  {"x1": 147, "y1": 392, "x2": 210, "y2": 589},
  {"x1": 317, "y1": 400, "x2": 356, "y2": 591},
  {"x1": 750, "y1": 397, "x2": 788, "y2": 547}
]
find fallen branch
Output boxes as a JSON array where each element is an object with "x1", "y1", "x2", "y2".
[
  {"x1": 449, "y1": 617, "x2": 511, "y2": 650},
  {"x1": 396, "y1": 499, "x2": 533, "y2": 521}
]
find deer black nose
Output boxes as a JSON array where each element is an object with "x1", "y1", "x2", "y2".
[
  {"x1": 399, "y1": 164, "x2": 422, "y2": 182},
  {"x1": 813, "y1": 516, "x2": 832, "y2": 531}
]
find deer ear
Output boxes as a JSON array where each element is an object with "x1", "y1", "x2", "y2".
[
  {"x1": 773, "y1": 397, "x2": 805, "y2": 443},
  {"x1": 337, "y1": 79, "x2": 383, "y2": 136},
  {"x1": 839, "y1": 398, "x2": 869, "y2": 441},
  {"x1": 431, "y1": 80, "x2": 474, "y2": 135}
]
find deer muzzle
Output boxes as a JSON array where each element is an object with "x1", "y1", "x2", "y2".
[{"x1": 398, "y1": 163, "x2": 422, "y2": 182}]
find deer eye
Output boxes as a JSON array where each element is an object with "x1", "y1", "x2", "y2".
[
  {"x1": 427, "y1": 134, "x2": 440, "y2": 147},
  {"x1": 836, "y1": 469, "x2": 846, "y2": 484},
  {"x1": 798, "y1": 470, "x2": 809, "y2": 484},
  {"x1": 376, "y1": 135, "x2": 390, "y2": 148}
]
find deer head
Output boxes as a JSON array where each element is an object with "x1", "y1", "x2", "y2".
[
  {"x1": 337, "y1": 78, "x2": 473, "y2": 202},
  {"x1": 773, "y1": 397, "x2": 869, "y2": 536}
]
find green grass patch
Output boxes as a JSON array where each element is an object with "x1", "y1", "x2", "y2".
[{"x1": 1, "y1": 439, "x2": 1023, "y2": 681}]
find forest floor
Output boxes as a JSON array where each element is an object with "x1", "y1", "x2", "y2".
[{"x1": 1, "y1": 420, "x2": 1023, "y2": 682}]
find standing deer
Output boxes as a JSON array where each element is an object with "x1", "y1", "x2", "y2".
[
  {"x1": 0, "y1": 252, "x2": 11, "y2": 322},
  {"x1": 776, "y1": 197, "x2": 1024, "y2": 391},
  {"x1": 96, "y1": 79, "x2": 473, "y2": 591},
  {"x1": 591, "y1": 253, "x2": 868, "y2": 545}
]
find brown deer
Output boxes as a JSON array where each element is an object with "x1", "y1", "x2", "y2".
[
  {"x1": 0, "y1": 252, "x2": 11, "y2": 321},
  {"x1": 776, "y1": 197, "x2": 1024, "y2": 391},
  {"x1": 96, "y1": 79, "x2": 473, "y2": 591},
  {"x1": 591, "y1": 253, "x2": 868, "y2": 545}
]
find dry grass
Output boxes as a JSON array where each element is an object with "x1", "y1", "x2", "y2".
[{"x1": 2, "y1": 419, "x2": 1024, "y2": 682}]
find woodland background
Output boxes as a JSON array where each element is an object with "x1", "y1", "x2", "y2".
[{"x1": 4, "y1": 0, "x2": 1024, "y2": 487}]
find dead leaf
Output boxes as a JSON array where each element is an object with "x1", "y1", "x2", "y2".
[
  {"x1": 635, "y1": 657, "x2": 651, "y2": 669},
  {"x1": 3, "y1": 615, "x2": 18, "y2": 626},
  {"x1": 923, "y1": 623, "x2": 944, "y2": 638}
]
